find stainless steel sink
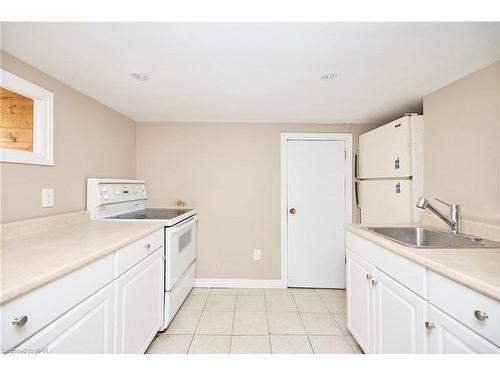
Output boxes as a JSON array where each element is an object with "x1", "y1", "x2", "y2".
[{"x1": 367, "y1": 227, "x2": 500, "y2": 248}]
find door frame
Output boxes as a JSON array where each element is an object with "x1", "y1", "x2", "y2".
[{"x1": 280, "y1": 133, "x2": 353, "y2": 288}]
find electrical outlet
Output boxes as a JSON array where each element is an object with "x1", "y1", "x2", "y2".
[
  {"x1": 254, "y1": 249, "x2": 262, "y2": 261},
  {"x1": 42, "y1": 188, "x2": 54, "y2": 208}
]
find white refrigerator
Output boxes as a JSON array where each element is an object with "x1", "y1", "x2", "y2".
[{"x1": 355, "y1": 114, "x2": 423, "y2": 224}]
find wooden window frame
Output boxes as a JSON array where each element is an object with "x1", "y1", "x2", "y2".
[{"x1": 1, "y1": 69, "x2": 54, "y2": 166}]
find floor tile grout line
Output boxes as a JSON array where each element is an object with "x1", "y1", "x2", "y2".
[
  {"x1": 187, "y1": 287, "x2": 212, "y2": 353},
  {"x1": 316, "y1": 291, "x2": 331, "y2": 313},
  {"x1": 290, "y1": 291, "x2": 314, "y2": 354},
  {"x1": 160, "y1": 287, "x2": 356, "y2": 354},
  {"x1": 264, "y1": 292, "x2": 272, "y2": 354},
  {"x1": 228, "y1": 290, "x2": 238, "y2": 353}
]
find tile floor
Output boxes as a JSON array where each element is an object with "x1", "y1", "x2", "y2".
[{"x1": 146, "y1": 287, "x2": 363, "y2": 354}]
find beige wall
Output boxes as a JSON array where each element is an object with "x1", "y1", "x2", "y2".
[
  {"x1": 0, "y1": 51, "x2": 136, "y2": 222},
  {"x1": 423, "y1": 61, "x2": 500, "y2": 226},
  {"x1": 136, "y1": 122, "x2": 376, "y2": 280}
]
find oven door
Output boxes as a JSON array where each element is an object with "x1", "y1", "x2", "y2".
[{"x1": 165, "y1": 215, "x2": 197, "y2": 290}]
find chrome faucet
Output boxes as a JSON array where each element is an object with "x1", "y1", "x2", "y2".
[{"x1": 416, "y1": 197, "x2": 460, "y2": 234}]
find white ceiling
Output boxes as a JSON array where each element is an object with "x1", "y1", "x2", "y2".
[{"x1": 2, "y1": 22, "x2": 499, "y2": 124}]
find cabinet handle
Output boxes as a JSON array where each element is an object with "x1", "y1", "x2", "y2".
[
  {"x1": 474, "y1": 310, "x2": 489, "y2": 321},
  {"x1": 366, "y1": 274, "x2": 372, "y2": 280},
  {"x1": 371, "y1": 279, "x2": 378, "y2": 286},
  {"x1": 425, "y1": 321, "x2": 435, "y2": 330},
  {"x1": 12, "y1": 315, "x2": 28, "y2": 327},
  {"x1": 145, "y1": 243, "x2": 151, "y2": 249}
]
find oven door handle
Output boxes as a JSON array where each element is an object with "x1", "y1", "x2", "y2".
[{"x1": 169, "y1": 216, "x2": 198, "y2": 234}]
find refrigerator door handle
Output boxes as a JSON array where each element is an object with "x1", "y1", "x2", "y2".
[
  {"x1": 354, "y1": 151, "x2": 359, "y2": 178},
  {"x1": 355, "y1": 180, "x2": 360, "y2": 208}
]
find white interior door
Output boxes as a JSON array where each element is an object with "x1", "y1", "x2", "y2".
[{"x1": 286, "y1": 139, "x2": 346, "y2": 288}]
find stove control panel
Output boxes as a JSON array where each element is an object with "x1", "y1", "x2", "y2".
[
  {"x1": 87, "y1": 179, "x2": 148, "y2": 219},
  {"x1": 98, "y1": 183, "x2": 147, "y2": 204}
]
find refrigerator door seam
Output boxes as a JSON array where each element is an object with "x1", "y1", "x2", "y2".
[{"x1": 355, "y1": 176, "x2": 413, "y2": 182}]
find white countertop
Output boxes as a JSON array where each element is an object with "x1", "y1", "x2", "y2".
[
  {"x1": 345, "y1": 224, "x2": 500, "y2": 301},
  {"x1": 1, "y1": 219, "x2": 163, "y2": 305}
]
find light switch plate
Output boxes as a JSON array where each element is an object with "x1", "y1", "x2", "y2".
[
  {"x1": 254, "y1": 249, "x2": 262, "y2": 261},
  {"x1": 42, "y1": 188, "x2": 54, "y2": 208}
]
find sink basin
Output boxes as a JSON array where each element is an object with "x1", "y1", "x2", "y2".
[{"x1": 367, "y1": 227, "x2": 500, "y2": 248}]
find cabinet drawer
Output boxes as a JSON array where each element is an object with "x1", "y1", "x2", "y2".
[
  {"x1": 14, "y1": 283, "x2": 114, "y2": 354},
  {"x1": 428, "y1": 305, "x2": 500, "y2": 353},
  {"x1": 1, "y1": 254, "x2": 114, "y2": 351},
  {"x1": 164, "y1": 261, "x2": 196, "y2": 328},
  {"x1": 429, "y1": 271, "x2": 500, "y2": 346},
  {"x1": 114, "y1": 229, "x2": 163, "y2": 277},
  {"x1": 346, "y1": 231, "x2": 428, "y2": 298}
]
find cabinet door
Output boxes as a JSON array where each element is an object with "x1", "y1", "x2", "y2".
[
  {"x1": 358, "y1": 116, "x2": 411, "y2": 178},
  {"x1": 428, "y1": 305, "x2": 500, "y2": 354},
  {"x1": 373, "y1": 269, "x2": 427, "y2": 353},
  {"x1": 115, "y1": 249, "x2": 164, "y2": 354},
  {"x1": 15, "y1": 283, "x2": 114, "y2": 354},
  {"x1": 346, "y1": 249, "x2": 376, "y2": 353}
]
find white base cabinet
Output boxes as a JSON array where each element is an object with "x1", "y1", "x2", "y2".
[
  {"x1": 374, "y1": 268, "x2": 427, "y2": 353},
  {"x1": 428, "y1": 306, "x2": 500, "y2": 354},
  {"x1": 114, "y1": 248, "x2": 164, "y2": 354},
  {"x1": 347, "y1": 231, "x2": 500, "y2": 354},
  {"x1": 346, "y1": 249, "x2": 427, "y2": 354},
  {"x1": 346, "y1": 250, "x2": 375, "y2": 353},
  {"x1": 5, "y1": 229, "x2": 165, "y2": 354},
  {"x1": 15, "y1": 284, "x2": 114, "y2": 354}
]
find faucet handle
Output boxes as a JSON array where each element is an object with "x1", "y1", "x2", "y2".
[{"x1": 435, "y1": 198, "x2": 453, "y2": 207}]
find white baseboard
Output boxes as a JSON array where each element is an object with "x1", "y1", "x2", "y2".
[{"x1": 194, "y1": 278, "x2": 285, "y2": 289}]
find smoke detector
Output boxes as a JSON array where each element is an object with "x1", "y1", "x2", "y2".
[
  {"x1": 131, "y1": 73, "x2": 150, "y2": 81},
  {"x1": 320, "y1": 72, "x2": 336, "y2": 81}
]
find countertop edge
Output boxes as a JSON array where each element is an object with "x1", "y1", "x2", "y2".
[
  {"x1": 1, "y1": 224, "x2": 164, "y2": 305},
  {"x1": 345, "y1": 224, "x2": 500, "y2": 302}
]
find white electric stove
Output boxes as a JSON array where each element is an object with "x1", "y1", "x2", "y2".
[{"x1": 86, "y1": 178, "x2": 197, "y2": 329}]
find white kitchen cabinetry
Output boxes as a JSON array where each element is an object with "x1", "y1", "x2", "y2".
[
  {"x1": 347, "y1": 230, "x2": 500, "y2": 354},
  {"x1": 114, "y1": 248, "x2": 164, "y2": 354},
  {"x1": 346, "y1": 249, "x2": 375, "y2": 353},
  {"x1": 427, "y1": 305, "x2": 500, "y2": 354},
  {"x1": 3, "y1": 229, "x2": 164, "y2": 354},
  {"x1": 373, "y1": 268, "x2": 427, "y2": 353},
  {"x1": 1, "y1": 254, "x2": 114, "y2": 352},
  {"x1": 428, "y1": 271, "x2": 499, "y2": 346},
  {"x1": 346, "y1": 249, "x2": 427, "y2": 354},
  {"x1": 15, "y1": 284, "x2": 114, "y2": 354}
]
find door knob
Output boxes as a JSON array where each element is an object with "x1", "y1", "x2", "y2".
[{"x1": 289, "y1": 208, "x2": 296, "y2": 215}]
